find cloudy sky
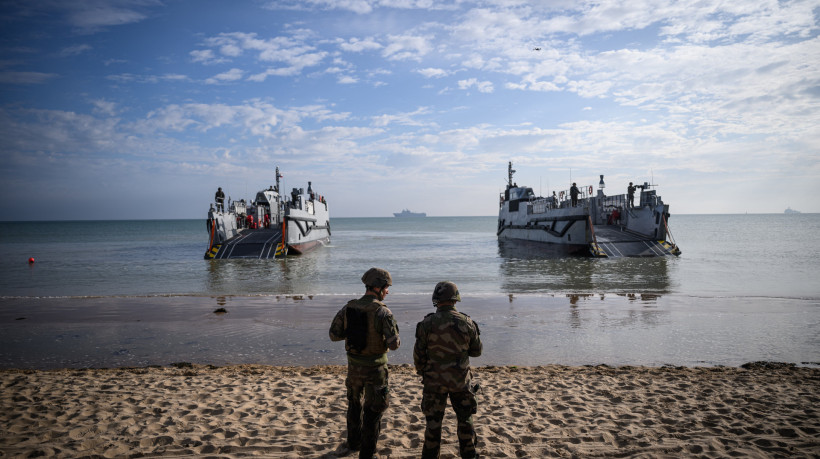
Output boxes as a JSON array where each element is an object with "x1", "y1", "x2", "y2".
[{"x1": 1, "y1": 0, "x2": 818, "y2": 220}]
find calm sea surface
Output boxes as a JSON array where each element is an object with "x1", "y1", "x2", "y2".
[{"x1": 1, "y1": 214, "x2": 818, "y2": 369}]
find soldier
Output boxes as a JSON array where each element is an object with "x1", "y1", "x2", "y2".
[
  {"x1": 215, "y1": 187, "x2": 225, "y2": 212},
  {"x1": 329, "y1": 268, "x2": 401, "y2": 458},
  {"x1": 570, "y1": 182, "x2": 580, "y2": 207},
  {"x1": 414, "y1": 281, "x2": 483, "y2": 459},
  {"x1": 627, "y1": 182, "x2": 636, "y2": 208}
]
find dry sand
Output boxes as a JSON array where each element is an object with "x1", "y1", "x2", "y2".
[{"x1": 1, "y1": 363, "x2": 818, "y2": 458}]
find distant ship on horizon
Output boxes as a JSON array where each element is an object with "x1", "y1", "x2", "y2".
[
  {"x1": 784, "y1": 207, "x2": 801, "y2": 214},
  {"x1": 394, "y1": 209, "x2": 426, "y2": 218}
]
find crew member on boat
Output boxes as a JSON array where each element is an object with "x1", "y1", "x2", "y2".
[
  {"x1": 215, "y1": 187, "x2": 225, "y2": 212},
  {"x1": 570, "y1": 183, "x2": 580, "y2": 207},
  {"x1": 608, "y1": 207, "x2": 621, "y2": 225}
]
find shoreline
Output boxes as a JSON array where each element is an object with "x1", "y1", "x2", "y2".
[
  {"x1": 2, "y1": 363, "x2": 819, "y2": 458},
  {"x1": 2, "y1": 294, "x2": 819, "y2": 370}
]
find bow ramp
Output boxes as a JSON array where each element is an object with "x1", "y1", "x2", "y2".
[
  {"x1": 207, "y1": 228, "x2": 286, "y2": 259},
  {"x1": 591, "y1": 226, "x2": 680, "y2": 258}
]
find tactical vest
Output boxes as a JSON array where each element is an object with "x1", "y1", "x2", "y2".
[
  {"x1": 344, "y1": 297, "x2": 389, "y2": 357},
  {"x1": 419, "y1": 308, "x2": 471, "y2": 364}
]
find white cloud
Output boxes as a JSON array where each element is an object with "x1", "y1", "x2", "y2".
[
  {"x1": 248, "y1": 67, "x2": 301, "y2": 81},
  {"x1": 162, "y1": 74, "x2": 188, "y2": 81},
  {"x1": 190, "y1": 49, "x2": 223, "y2": 64},
  {"x1": 91, "y1": 99, "x2": 118, "y2": 116},
  {"x1": 0, "y1": 107, "x2": 124, "y2": 154},
  {"x1": 60, "y1": 44, "x2": 92, "y2": 57},
  {"x1": 458, "y1": 78, "x2": 494, "y2": 93},
  {"x1": 264, "y1": 0, "x2": 448, "y2": 14},
  {"x1": 205, "y1": 68, "x2": 244, "y2": 84},
  {"x1": 382, "y1": 34, "x2": 433, "y2": 61},
  {"x1": 308, "y1": 0, "x2": 374, "y2": 14},
  {"x1": 105, "y1": 73, "x2": 189, "y2": 84},
  {"x1": 0, "y1": 2, "x2": 154, "y2": 35},
  {"x1": 339, "y1": 37, "x2": 383, "y2": 52},
  {"x1": 505, "y1": 80, "x2": 561, "y2": 92},
  {"x1": 196, "y1": 32, "x2": 327, "y2": 77},
  {"x1": 64, "y1": 1, "x2": 153, "y2": 33},
  {"x1": 417, "y1": 67, "x2": 449, "y2": 78},
  {"x1": 220, "y1": 44, "x2": 243, "y2": 57},
  {"x1": 0, "y1": 71, "x2": 58, "y2": 84},
  {"x1": 371, "y1": 107, "x2": 432, "y2": 127}
]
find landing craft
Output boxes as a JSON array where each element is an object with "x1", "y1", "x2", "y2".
[
  {"x1": 497, "y1": 162, "x2": 680, "y2": 257},
  {"x1": 205, "y1": 167, "x2": 330, "y2": 259}
]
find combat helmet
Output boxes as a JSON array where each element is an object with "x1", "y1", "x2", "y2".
[
  {"x1": 361, "y1": 267, "x2": 392, "y2": 289},
  {"x1": 432, "y1": 281, "x2": 461, "y2": 305}
]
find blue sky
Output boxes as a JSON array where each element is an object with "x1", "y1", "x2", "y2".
[{"x1": 1, "y1": 0, "x2": 819, "y2": 220}]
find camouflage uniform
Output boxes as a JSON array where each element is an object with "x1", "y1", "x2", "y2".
[
  {"x1": 414, "y1": 287, "x2": 482, "y2": 459},
  {"x1": 215, "y1": 188, "x2": 225, "y2": 211},
  {"x1": 330, "y1": 293, "x2": 400, "y2": 458}
]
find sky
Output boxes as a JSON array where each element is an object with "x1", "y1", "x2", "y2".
[{"x1": 1, "y1": 0, "x2": 819, "y2": 220}]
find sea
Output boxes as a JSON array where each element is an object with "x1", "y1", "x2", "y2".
[{"x1": 1, "y1": 214, "x2": 818, "y2": 370}]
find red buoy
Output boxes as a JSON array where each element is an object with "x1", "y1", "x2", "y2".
[{"x1": 28, "y1": 257, "x2": 35, "y2": 264}]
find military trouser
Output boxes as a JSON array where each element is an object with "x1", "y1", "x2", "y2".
[
  {"x1": 421, "y1": 389, "x2": 478, "y2": 459},
  {"x1": 346, "y1": 364, "x2": 389, "y2": 459}
]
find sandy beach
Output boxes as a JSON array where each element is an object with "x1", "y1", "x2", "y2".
[{"x1": 1, "y1": 363, "x2": 818, "y2": 458}]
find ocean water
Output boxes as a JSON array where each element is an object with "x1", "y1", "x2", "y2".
[{"x1": 0, "y1": 214, "x2": 818, "y2": 369}]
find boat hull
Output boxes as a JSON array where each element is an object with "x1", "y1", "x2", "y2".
[
  {"x1": 282, "y1": 203, "x2": 331, "y2": 255},
  {"x1": 394, "y1": 210, "x2": 426, "y2": 217},
  {"x1": 287, "y1": 236, "x2": 330, "y2": 254}
]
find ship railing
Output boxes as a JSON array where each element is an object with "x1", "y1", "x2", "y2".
[
  {"x1": 553, "y1": 186, "x2": 594, "y2": 209},
  {"x1": 530, "y1": 197, "x2": 558, "y2": 214}
]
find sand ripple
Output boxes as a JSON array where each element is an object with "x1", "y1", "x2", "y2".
[{"x1": 1, "y1": 364, "x2": 818, "y2": 458}]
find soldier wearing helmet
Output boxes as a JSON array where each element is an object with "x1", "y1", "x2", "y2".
[
  {"x1": 570, "y1": 182, "x2": 580, "y2": 207},
  {"x1": 215, "y1": 187, "x2": 225, "y2": 212},
  {"x1": 414, "y1": 281, "x2": 482, "y2": 459},
  {"x1": 330, "y1": 268, "x2": 401, "y2": 458}
]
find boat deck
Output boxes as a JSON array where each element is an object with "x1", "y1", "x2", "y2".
[
  {"x1": 208, "y1": 228, "x2": 285, "y2": 259},
  {"x1": 593, "y1": 225, "x2": 679, "y2": 257}
]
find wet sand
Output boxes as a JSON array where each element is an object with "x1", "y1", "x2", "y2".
[
  {"x1": 1, "y1": 363, "x2": 818, "y2": 458},
  {"x1": 2, "y1": 294, "x2": 818, "y2": 369}
]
